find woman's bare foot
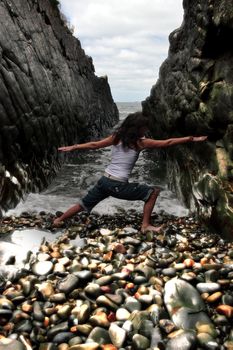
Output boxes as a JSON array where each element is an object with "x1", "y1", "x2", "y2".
[
  {"x1": 141, "y1": 225, "x2": 163, "y2": 233},
  {"x1": 53, "y1": 218, "x2": 64, "y2": 228}
]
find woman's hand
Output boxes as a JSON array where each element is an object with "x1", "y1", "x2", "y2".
[
  {"x1": 58, "y1": 145, "x2": 77, "y2": 152},
  {"x1": 192, "y1": 136, "x2": 208, "y2": 142}
]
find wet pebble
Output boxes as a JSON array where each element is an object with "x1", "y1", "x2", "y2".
[
  {"x1": 1, "y1": 211, "x2": 233, "y2": 350},
  {"x1": 32, "y1": 261, "x2": 53, "y2": 276}
]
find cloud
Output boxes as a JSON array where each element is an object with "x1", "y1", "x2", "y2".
[{"x1": 59, "y1": 0, "x2": 183, "y2": 101}]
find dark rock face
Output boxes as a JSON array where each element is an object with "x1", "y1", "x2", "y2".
[
  {"x1": 0, "y1": 0, "x2": 118, "y2": 213},
  {"x1": 142, "y1": 0, "x2": 233, "y2": 238}
]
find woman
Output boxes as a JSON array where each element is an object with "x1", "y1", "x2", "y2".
[{"x1": 53, "y1": 112, "x2": 207, "y2": 232}]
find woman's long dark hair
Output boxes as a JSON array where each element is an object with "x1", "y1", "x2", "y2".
[{"x1": 113, "y1": 112, "x2": 149, "y2": 149}]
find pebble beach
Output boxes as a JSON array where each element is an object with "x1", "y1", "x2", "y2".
[{"x1": 0, "y1": 211, "x2": 233, "y2": 350}]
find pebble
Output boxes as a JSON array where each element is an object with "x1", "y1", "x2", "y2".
[
  {"x1": 32, "y1": 261, "x2": 53, "y2": 276},
  {"x1": 0, "y1": 211, "x2": 233, "y2": 350},
  {"x1": 109, "y1": 323, "x2": 126, "y2": 348},
  {"x1": 196, "y1": 282, "x2": 221, "y2": 293}
]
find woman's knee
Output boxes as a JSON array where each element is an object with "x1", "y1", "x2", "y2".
[{"x1": 150, "y1": 188, "x2": 160, "y2": 198}]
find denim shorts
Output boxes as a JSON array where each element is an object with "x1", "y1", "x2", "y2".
[{"x1": 79, "y1": 176, "x2": 154, "y2": 212}]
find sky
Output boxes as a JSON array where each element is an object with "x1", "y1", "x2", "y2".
[{"x1": 59, "y1": 0, "x2": 184, "y2": 102}]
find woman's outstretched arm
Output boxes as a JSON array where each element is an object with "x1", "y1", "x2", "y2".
[
  {"x1": 58, "y1": 135, "x2": 115, "y2": 152},
  {"x1": 139, "y1": 136, "x2": 208, "y2": 149}
]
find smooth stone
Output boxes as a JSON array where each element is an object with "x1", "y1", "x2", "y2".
[
  {"x1": 87, "y1": 327, "x2": 111, "y2": 344},
  {"x1": 164, "y1": 278, "x2": 212, "y2": 330},
  {"x1": 204, "y1": 270, "x2": 219, "y2": 283},
  {"x1": 173, "y1": 263, "x2": 186, "y2": 271},
  {"x1": 0, "y1": 297, "x2": 14, "y2": 310},
  {"x1": 166, "y1": 330, "x2": 197, "y2": 350},
  {"x1": 116, "y1": 308, "x2": 131, "y2": 321},
  {"x1": 75, "y1": 304, "x2": 90, "y2": 324},
  {"x1": 206, "y1": 292, "x2": 222, "y2": 303},
  {"x1": 135, "y1": 264, "x2": 155, "y2": 279},
  {"x1": 57, "y1": 274, "x2": 79, "y2": 294},
  {"x1": 89, "y1": 312, "x2": 110, "y2": 328},
  {"x1": 212, "y1": 314, "x2": 228, "y2": 325},
  {"x1": 146, "y1": 304, "x2": 160, "y2": 323},
  {"x1": 68, "y1": 337, "x2": 83, "y2": 346},
  {"x1": 196, "y1": 323, "x2": 218, "y2": 338},
  {"x1": 159, "y1": 319, "x2": 176, "y2": 334},
  {"x1": 37, "y1": 253, "x2": 51, "y2": 261},
  {"x1": 54, "y1": 263, "x2": 66, "y2": 273},
  {"x1": 74, "y1": 270, "x2": 92, "y2": 281},
  {"x1": 197, "y1": 333, "x2": 219, "y2": 349},
  {"x1": 76, "y1": 324, "x2": 93, "y2": 336},
  {"x1": 133, "y1": 275, "x2": 147, "y2": 284},
  {"x1": 222, "y1": 294, "x2": 233, "y2": 306},
  {"x1": 57, "y1": 304, "x2": 72, "y2": 319},
  {"x1": 111, "y1": 272, "x2": 129, "y2": 280},
  {"x1": 132, "y1": 334, "x2": 150, "y2": 350},
  {"x1": 95, "y1": 276, "x2": 113, "y2": 286},
  {"x1": 47, "y1": 321, "x2": 69, "y2": 340},
  {"x1": 196, "y1": 283, "x2": 220, "y2": 294},
  {"x1": 96, "y1": 296, "x2": 118, "y2": 310},
  {"x1": 100, "y1": 228, "x2": 112, "y2": 236},
  {"x1": 14, "y1": 319, "x2": 33, "y2": 333},
  {"x1": 80, "y1": 257, "x2": 89, "y2": 266},
  {"x1": 224, "y1": 341, "x2": 233, "y2": 350},
  {"x1": 122, "y1": 320, "x2": 133, "y2": 332},
  {"x1": 58, "y1": 345, "x2": 69, "y2": 350},
  {"x1": 162, "y1": 267, "x2": 177, "y2": 277},
  {"x1": 153, "y1": 294, "x2": 163, "y2": 306},
  {"x1": 100, "y1": 345, "x2": 117, "y2": 350},
  {"x1": 0, "y1": 339, "x2": 26, "y2": 350},
  {"x1": 105, "y1": 293, "x2": 123, "y2": 305},
  {"x1": 32, "y1": 261, "x2": 53, "y2": 276},
  {"x1": 125, "y1": 296, "x2": 141, "y2": 312},
  {"x1": 139, "y1": 319, "x2": 154, "y2": 338},
  {"x1": 84, "y1": 283, "x2": 101, "y2": 298},
  {"x1": 180, "y1": 272, "x2": 196, "y2": 282},
  {"x1": 33, "y1": 301, "x2": 45, "y2": 321},
  {"x1": 58, "y1": 257, "x2": 70, "y2": 266},
  {"x1": 50, "y1": 314, "x2": 61, "y2": 325},
  {"x1": 216, "y1": 304, "x2": 233, "y2": 317},
  {"x1": 129, "y1": 311, "x2": 150, "y2": 331},
  {"x1": 109, "y1": 323, "x2": 126, "y2": 348},
  {"x1": 37, "y1": 281, "x2": 55, "y2": 298},
  {"x1": 0, "y1": 309, "x2": 12, "y2": 320},
  {"x1": 11, "y1": 310, "x2": 30, "y2": 323},
  {"x1": 138, "y1": 294, "x2": 153, "y2": 305},
  {"x1": 53, "y1": 332, "x2": 75, "y2": 344},
  {"x1": 19, "y1": 277, "x2": 35, "y2": 296},
  {"x1": 121, "y1": 227, "x2": 138, "y2": 235},
  {"x1": 49, "y1": 293, "x2": 66, "y2": 303},
  {"x1": 150, "y1": 327, "x2": 163, "y2": 348},
  {"x1": 123, "y1": 237, "x2": 141, "y2": 245}
]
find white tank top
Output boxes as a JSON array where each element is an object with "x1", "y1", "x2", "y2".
[{"x1": 105, "y1": 143, "x2": 140, "y2": 181}]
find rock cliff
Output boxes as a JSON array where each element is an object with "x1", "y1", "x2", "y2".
[
  {"x1": 0, "y1": 0, "x2": 118, "y2": 213},
  {"x1": 143, "y1": 0, "x2": 233, "y2": 238}
]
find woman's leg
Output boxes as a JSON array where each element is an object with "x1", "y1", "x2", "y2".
[
  {"x1": 53, "y1": 177, "x2": 109, "y2": 227},
  {"x1": 141, "y1": 188, "x2": 162, "y2": 232},
  {"x1": 53, "y1": 203, "x2": 84, "y2": 227}
]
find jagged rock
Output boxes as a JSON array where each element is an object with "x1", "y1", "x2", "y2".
[
  {"x1": 0, "y1": 0, "x2": 118, "y2": 212},
  {"x1": 142, "y1": 0, "x2": 233, "y2": 238}
]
